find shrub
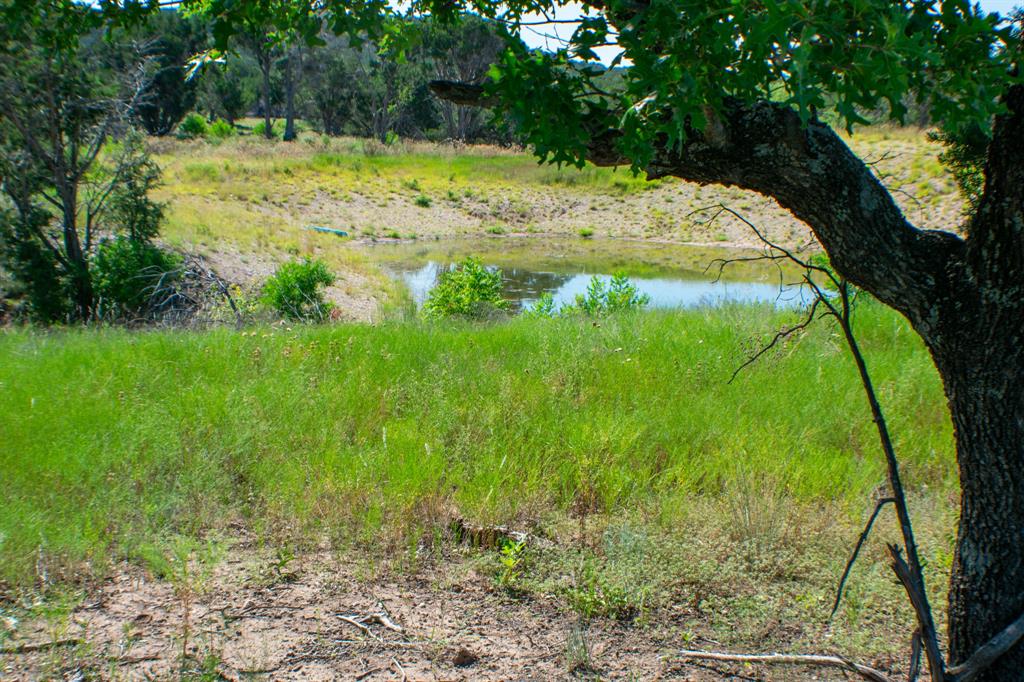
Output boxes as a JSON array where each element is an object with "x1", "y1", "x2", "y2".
[
  {"x1": 261, "y1": 259, "x2": 335, "y2": 322},
  {"x1": 252, "y1": 120, "x2": 283, "y2": 139},
  {"x1": 92, "y1": 237, "x2": 181, "y2": 317},
  {"x1": 208, "y1": 119, "x2": 235, "y2": 140},
  {"x1": 422, "y1": 257, "x2": 510, "y2": 320},
  {"x1": 524, "y1": 292, "x2": 557, "y2": 318},
  {"x1": 413, "y1": 195, "x2": 432, "y2": 208},
  {"x1": 178, "y1": 113, "x2": 209, "y2": 139},
  {"x1": 579, "y1": 227, "x2": 595, "y2": 238},
  {"x1": 563, "y1": 274, "x2": 651, "y2": 316},
  {"x1": 106, "y1": 133, "x2": 164, "y2": 243},
  {"x1": 0, "y1": 207, "x2": 70, "y2": 323}
]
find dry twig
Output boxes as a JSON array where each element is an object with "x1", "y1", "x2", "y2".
[{"x1": 677, "y1": 650, "x2": 891, "y2": 682}]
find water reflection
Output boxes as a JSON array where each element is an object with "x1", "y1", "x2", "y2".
[{"x1": 391, "y1": 261, "x2": 808, "y2": 310}]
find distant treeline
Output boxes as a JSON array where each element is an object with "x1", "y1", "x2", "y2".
[{"x1": 113, "y1": 9, "x2": 519, "y2": 144}]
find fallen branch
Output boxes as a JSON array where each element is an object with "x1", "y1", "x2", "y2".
[
  {"x1": 1, "y1": 637, "x2": 83, "y2": 654},
  {"x1": 338, "y1": 615, "x2": 382, "y2": 642},
  {"x1": 365, "y1": 612, "x2": 403, "y2": 634},
  {"x1": 391, "y1": 656, "x2": 408, "y2": 682},
  {"x1": 337, "y1": 611, "x2": 404, "y2": 639},
  {"x1": 677, "y1": 650, "x2": 891, "y2": 682}
]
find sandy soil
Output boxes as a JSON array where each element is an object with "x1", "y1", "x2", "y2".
[{"x1": 3, "y1": 545, "x2": 873, "y2": 682}]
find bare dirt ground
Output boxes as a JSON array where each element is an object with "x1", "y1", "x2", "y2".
[{"x1": 3, "y1": 546, "x2": 878, "y2": 682}]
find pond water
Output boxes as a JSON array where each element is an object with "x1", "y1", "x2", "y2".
[{"x1": 356, "y1": 237, "x2": 812, "y2": 311}]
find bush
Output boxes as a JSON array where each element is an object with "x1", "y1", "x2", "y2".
[
  {"x1": 92, "y1": 237, "x2": 181, "y2": 317},
  {"x1": 567, "y1": 274, "x2": 651, "y2": 315},
  {"x1": 524, "y1": 292, "x2": 557, "y2": 318},
  {"x1": 208, "y1": 118, "x2": 235, "y2": 140},
  {"x1": 414, "y1": 194, "x2": 432, "y2": 208},
  {"x1": 106, "y1": 133, "x2": 164, "y2": 243},
  {"x1": 579, "y1": 227, "x2": 595, "y2": 238},
  {"x1": 528, "y1": 274, "x2": 650, "y2": 318},
  {"x1": 422, "y1": 257, "x2": 510, "y2": 320},
  {"x1": 178, "y1": 112, "x2": 209, "y2": 139},
  {"x1": 0, "y1": 207, "x2": 70, "y2": 323},
  {"x1": 261, "y1": 259, "x2": 335, "y2": 321},
  {"x1": 252, "y1": 120, "x2": 284, "y2": 139}
]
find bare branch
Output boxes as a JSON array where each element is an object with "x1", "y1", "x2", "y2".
[
  {"x1": 831, "y1": 496, "x2": 896, "y2": 619},
  {"x1": 676, "y1": 650, "x2": 892, "y2": 682},
  {"x1": 728, "y1": 297, "x2": 821, "y2": 383},
  {"x1": 910, "y1": 629, "x2": 923, "y2": 682},
  {"x1": 887, "y1": 545, "x2": 944, "y2": 680}
]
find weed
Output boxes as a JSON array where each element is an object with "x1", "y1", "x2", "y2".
[
  {"x1": 564, "y1": 621, "x2": 594, "y2": 674},
  {"x1": 566, "y1": 560, "x2": 648, "y2": 622},
  {"x1": 413, "y1": 194, "x2": 432, "y2": 208},
  {"x1": 495, "y1": 539, "x2": 526, "y2": 593},
  {"x1": 578, "y1": 227, "x2": 595, "y2": 238}
]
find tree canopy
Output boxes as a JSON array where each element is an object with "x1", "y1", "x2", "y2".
[{"x1": 163, "y1": 0, "x2": 1021, "y2": 169}]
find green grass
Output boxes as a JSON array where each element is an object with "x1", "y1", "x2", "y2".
[{"x1": 0, "y1": 303, "x2": 954, "y2": 588}]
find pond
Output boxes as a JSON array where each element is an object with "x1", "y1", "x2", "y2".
[{"x1": 355, "y1": 237, "x2": 813, "y2": 311}]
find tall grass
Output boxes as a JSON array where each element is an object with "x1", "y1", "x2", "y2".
[{"x1": 0, "y1": 304, "x2": 953, "y2": 586}]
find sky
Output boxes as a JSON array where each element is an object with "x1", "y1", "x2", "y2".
[{"x1": 517, "y1": 0, "x2": 1023, "y2": 64}]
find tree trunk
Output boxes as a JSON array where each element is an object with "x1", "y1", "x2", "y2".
[
  {"x1": 939, "y1": 80, "x2": 1024, "y2": 681},
  {"x1": 283, "y1": 48, "x2": 297, "y2": 142},
  {"x1": 938, "y1": 332, "x2": 1024, "y2": 680},
  {"x1": 259, "y1": 52, "x2": 273, "y2": 139},
  {"x1": 60, "y1": 195, "x2": 92, "y2": 320}
]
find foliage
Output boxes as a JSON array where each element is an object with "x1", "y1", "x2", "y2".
[
  {"x1": 929, "y1": 124, "x2": 990, "y2": 216},
  {"x1": 523, "y1": 275, "x2": 650, "y2": 318},
  {"x1": 419, "y1": 15, "x2": 506, "y2": 141},
  {"x1": 92, "y1": 237, "x2": 181, "y2": 317},
  {"x1": 206, "y1": 117, "x2": 234, "y2": 139},
  {"x1": 300, "y1": 38, "x2": 352, "y2": 136},
  {"x1": 252, "y1": 119, "x2": 284, "y2": 139},
  {"x1": 495, "y1": 538, "x2": 526, "y2": 593},
  {"x1": 566, "y1": 274, "x2": 651, "y2": 316},
  {"x1": 524, "y1": 292, "x2": 557, "y2": 319},
  {"x1": 261, "y1": 259, "x2": 335, "y2": 321},
  {"x1": 566, "y1": 560, "x2": 648, "y2": 622},
  {"x1": 0, "y1": 207, "x2": 70, "y2": 323},
  {"x1": 131, "y1": 9, "x2": 208, "y2": 136},
  {"x1": 197, "y1": 59, "x2": 253, "y2": 125},
  {"x1": 208, "y1": 118, "x2": 236, "y2": 140},
  {"x1": 178, "y1": 112, "x2": 210, "y2": 139},
  {"x1": 422, "y1": 257, "x2": 509, "y2": 319},
  {"x1": 106, "y1": 133, "x2": 166, "y2": 243}
]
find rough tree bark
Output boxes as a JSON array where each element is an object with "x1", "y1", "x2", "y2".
[{"x1": 429, "y1": 79, "x2": 1024, "y2": 679}]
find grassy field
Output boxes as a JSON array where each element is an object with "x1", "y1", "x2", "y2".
[
  {"x1": 1, "y1": 129, "x2": 969, "y2": 677},
  {"x1": 1, "y1": 304, "x2": 957, "y2": 667}
]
